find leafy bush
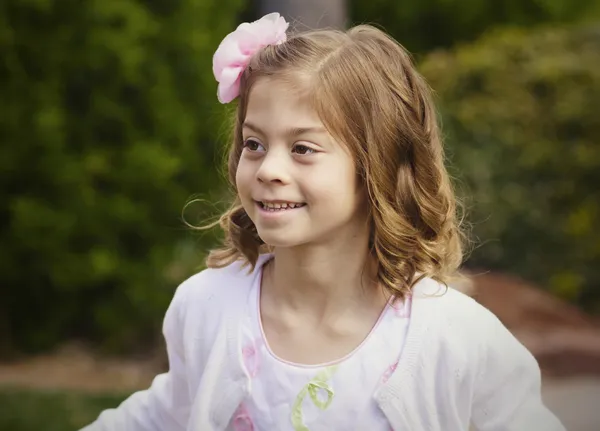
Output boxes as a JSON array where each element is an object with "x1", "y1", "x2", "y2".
[
  {"x1": 351, "y1": 0, "x2": 600, "y2": 53},
  {"x1": 420, "y1": 25, "x2": 600, "y2": 311},
  {"x1": 0, "y1": 0, "x2": 243, "y2": 356}
]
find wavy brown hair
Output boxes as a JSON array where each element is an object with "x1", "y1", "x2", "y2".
[{"x1": 203, "y1": 24, "x2": 466, "y2": 298}]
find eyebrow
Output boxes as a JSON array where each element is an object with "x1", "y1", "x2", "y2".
[{"x1": 243, "y1": 121, "x2": 327, "y2": 137}]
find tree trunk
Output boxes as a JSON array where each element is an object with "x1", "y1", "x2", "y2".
[{"x1": 257, "y1": 0, "x2": 347, "y2": 31}]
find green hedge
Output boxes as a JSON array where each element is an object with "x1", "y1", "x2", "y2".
[
  {"x1": 351, "y1": 0, "x2": 600, "y2": 53},
  {"x1": 0, "y1": 0, "x2": 243, "y2": 356},
  {"x1": 420, "y1": 25, "x2": 600, "y2": 311}
]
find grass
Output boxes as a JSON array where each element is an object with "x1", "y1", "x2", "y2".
[{"x1": 0, "y1": 387, "x2": 128, "y2": 431}]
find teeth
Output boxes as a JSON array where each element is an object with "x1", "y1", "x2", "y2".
[{"x1": 261, "y1": 202, "x2": 304, "y2": 211}]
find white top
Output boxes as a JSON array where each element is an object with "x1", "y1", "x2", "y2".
[
  {"x1": 233, "y1": 269, "x2": 410, "y2": 430},
  {"x1": 81, "y1": 254, "x2": 566, "y2": 431}
]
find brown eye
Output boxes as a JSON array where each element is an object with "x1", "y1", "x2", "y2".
[
  {"x1": 292, "y1": 144, "x2": 315, "y2": 155},
  {"x1": 243, "y1": 139, "x2": 265, "y2": 152}
]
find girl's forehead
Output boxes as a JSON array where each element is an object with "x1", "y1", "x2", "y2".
[
  {"x1": 246, "y1": 79, "x2": 320, "y2": 123},
  {"x1": 248, "y1": 77, "x2": 308, "y2": 101}
]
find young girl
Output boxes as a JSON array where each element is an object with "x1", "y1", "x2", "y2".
[{"x1": 83, "y1": 13, "x2": 565, "y2": 431}]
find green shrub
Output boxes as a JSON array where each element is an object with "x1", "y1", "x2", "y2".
[
  {"x1": 420, "y1": 25, "x2": 600, "y2": 311},
  {"x1": 351, "y1": 0, "x2": 600, "y2": 53},
  {"x1": 0, "y1": 0, "x2": 243, "y2": 355}
]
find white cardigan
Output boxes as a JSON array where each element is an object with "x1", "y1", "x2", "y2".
[{"x1": 82, "y1": 254, "x2": 565, "y2": 431}]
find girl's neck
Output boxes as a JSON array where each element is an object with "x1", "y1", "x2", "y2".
[{"x1": 264, "y1": 239, "x2": 387, "y2": 324}]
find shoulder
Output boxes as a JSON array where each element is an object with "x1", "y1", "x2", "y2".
[
  {"x1": 162, "y1": 254, "x2": 268, "y2": 348},
  {"x1": 175, "y1": 254, "x2": 268, "y2": 313},
  {"x1": 410, "y1": 277, "x2": 537, "y2": 370},
  {"x1": 410, "y1": 277, "x2": 518, "y2": 355},
  {"x1": 164, "y1": 254, "x2": 269, "y2": 331},
  {"x1": 412, "y1": 277, "x2": 501, "y2": 330}
]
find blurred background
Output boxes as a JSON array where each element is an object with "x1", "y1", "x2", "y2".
[{"x1": 1, "y1": 0, "x2": 599, "y2": 429}]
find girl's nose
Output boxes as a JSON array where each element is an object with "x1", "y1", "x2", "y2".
[{"x1": 256, "y1": 149, "x2": 291, "y2": 184}]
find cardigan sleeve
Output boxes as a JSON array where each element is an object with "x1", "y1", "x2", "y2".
[
  {"x1": 79, "y1": 280, "x2": 192, "y2": 431},
  {"x1": 470, "y1": 308, "x2": 566, "y2": 431}
]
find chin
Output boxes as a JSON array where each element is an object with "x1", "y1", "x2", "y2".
[
  {"x1": 258, "y1": 236, "x2": 301, "y2": 249},
  {"x1": 256, "y1": 231, "x2": 307, "y2": 249}
]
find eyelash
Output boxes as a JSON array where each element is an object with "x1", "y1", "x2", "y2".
[
  {"x1": 293, "y1": 144, "x2": 315, "y2": 155},
  {"x1": 242, "y1": 139, "x2": 265, "y2": 152},
  {"x1": 242, "y1": 139, "x2": 316, "y2": 155}
]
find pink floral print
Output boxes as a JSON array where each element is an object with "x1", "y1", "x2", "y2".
[
  {"x1": 232, "y1": 403, "x2": 255, "y2": 431},
  {"x1": 381, "y1": 360, "x2": 399, "y2": 384},
  {"x1": 391, "y1": 296, "x2": 412, "y2": 318},
  {"x1": 242, "y1": 338, "x2": 263, "y2": 378}
]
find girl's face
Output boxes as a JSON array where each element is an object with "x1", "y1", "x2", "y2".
[{"x1": 236, "y1": 78, "x2": 368, "y2": 249}]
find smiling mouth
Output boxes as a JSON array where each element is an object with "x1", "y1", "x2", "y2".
[{"x1": 256, "y1": 201, "x2": 306, "y2": 211}]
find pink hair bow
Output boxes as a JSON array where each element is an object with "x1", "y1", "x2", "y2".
[{"x1": 212, "y1": 13, "x2": 289, "y2": 104}]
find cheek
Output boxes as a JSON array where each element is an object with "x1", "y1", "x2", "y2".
[
  {"x1": 235, "y1": 166, "x2": 243, "y2": 190},
  {"x1": 235, "y1": 160, "x2": 252, "y2": 194},
  {"x1": 308, "y1": 162, "x2": 359, "y2": 206},
  {"x1": 235, "y1": 170, "x2": 255, "y2": 211}
]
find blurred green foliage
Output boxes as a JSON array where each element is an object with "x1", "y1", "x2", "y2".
[
  {"x1": 0, "y1": 388, "x2": 126, "y2": 431},
  {"x1": 420, "y1": 25, "x2": 600, "y2": 311},
  {"x1": 0, "y1": 0, "x2": 242, "y2": 356},
  {"x1": 1, "y1": 0, "x2": 599, "y2": 360},
  {"x1": 351, "y1": 0, "x2": 600, "y2": 53}
]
